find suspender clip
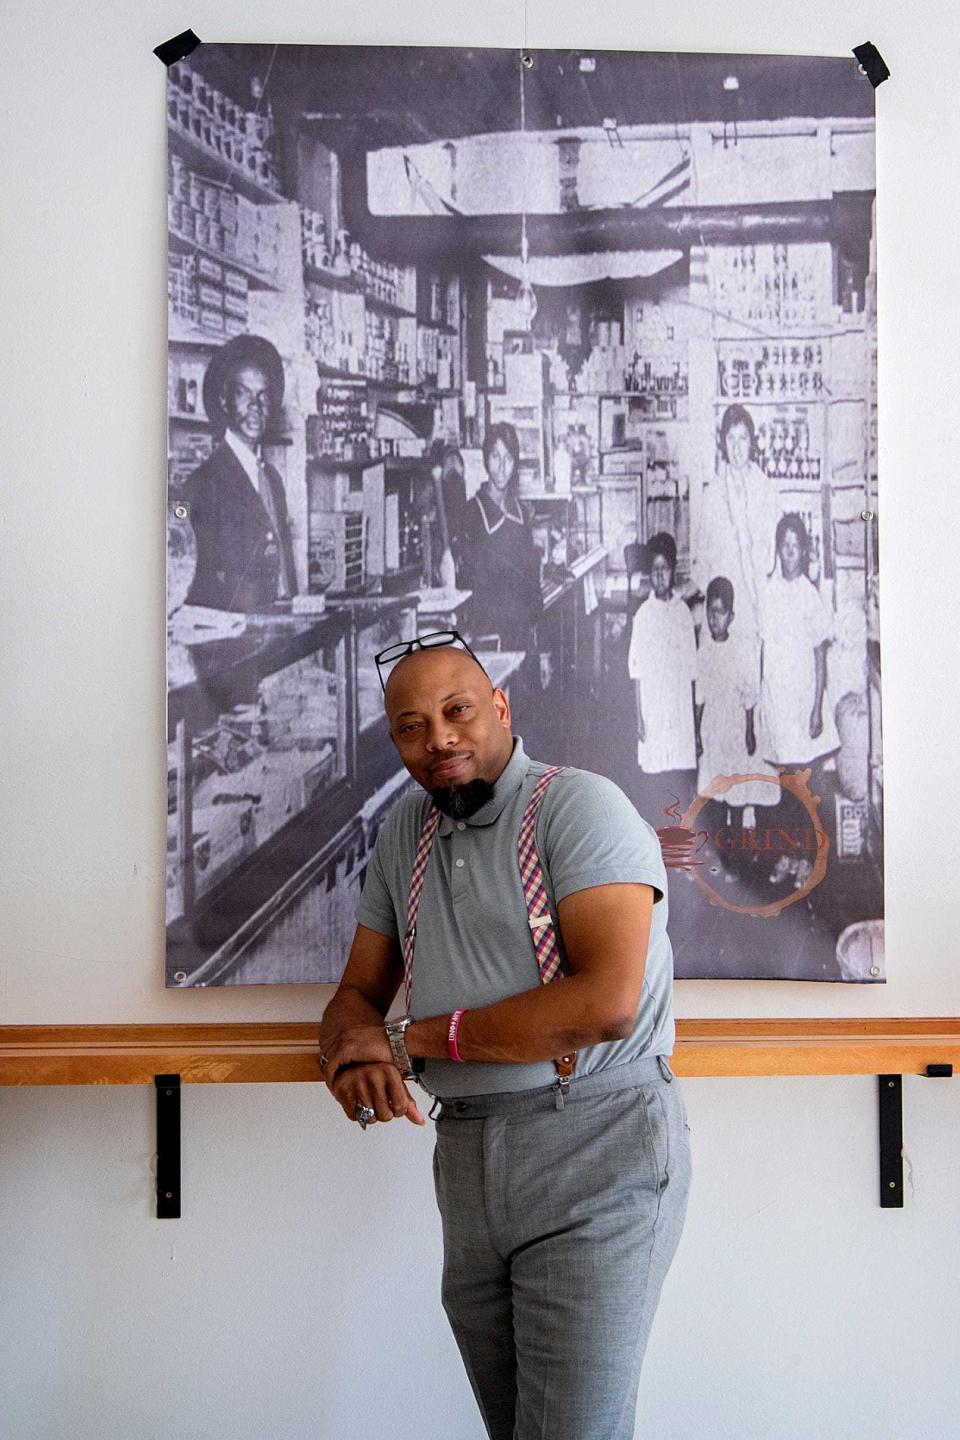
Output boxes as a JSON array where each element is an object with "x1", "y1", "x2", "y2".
[{"x1": 554, "y1": 1072, "x2": 570, "y2": 1110}]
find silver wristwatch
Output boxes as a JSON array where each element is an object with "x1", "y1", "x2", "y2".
[{"x1": 385, "y1": 1016, "x2": 417, "y2": 1079}]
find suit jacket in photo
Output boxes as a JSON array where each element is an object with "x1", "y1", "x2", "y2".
[{"x1": 181, "y1": 440, "x2": 297, "y2": 613}]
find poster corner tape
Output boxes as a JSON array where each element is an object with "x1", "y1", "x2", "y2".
[
  {"x1": 154, "y1": 29, "x2": 203, "y2": 68},
  {"x1": 852, "y1": 41, "x2": 890, "y2": 89}
]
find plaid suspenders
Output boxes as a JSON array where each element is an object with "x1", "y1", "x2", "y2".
[{"x1": 402, "y1": 766, "x2": 576, "y2": 1089}]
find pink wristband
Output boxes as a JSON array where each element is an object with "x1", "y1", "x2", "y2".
[{"x1": 447, "y1": 1008, "x2": 467, "y2": 1063}]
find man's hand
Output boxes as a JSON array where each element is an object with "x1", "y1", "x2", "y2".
[
  {"x1": 322, "y1": 1022, "x2": 394, "y2": 1087},
  {"x1": 330, "y1": 1061, "x2": 426, "y2": 1127}
]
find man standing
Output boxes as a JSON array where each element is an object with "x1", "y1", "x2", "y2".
[
  {"x1": 181, "y1": 333, "x2": 297, "y2": 613},
  {"x1": 319, "y1": 633, "x2": 691, "y2": 1440}
]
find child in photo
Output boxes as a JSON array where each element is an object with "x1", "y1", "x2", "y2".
[
  {"x1": 760, "y1": 513, "x2": 839, "y2": 887},
  {"x1": 695, "y1": 577, "x2": 779, "y2": 863},
  {"x1": 627, "y1": 532, "x2": 697, "y2": 801}
]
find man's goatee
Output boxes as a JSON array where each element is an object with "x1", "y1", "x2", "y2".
[{"x1": 430, "y1": 777, "x2": 496, "y2": 819}]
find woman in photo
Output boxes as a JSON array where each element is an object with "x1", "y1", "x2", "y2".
[
  {"x1": 458, "y1": 421, "x2": 544, "y2": 652},
  {"x1": 693, "y1": 403, "x2": 782, "y2": 639}
]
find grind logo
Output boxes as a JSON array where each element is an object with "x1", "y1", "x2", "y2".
[{"x1": 656, "y1": 770, "x2": 829, "y2": 918}]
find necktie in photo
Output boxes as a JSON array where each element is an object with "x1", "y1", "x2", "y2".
[{"x1": 257, "y1": 458, "x2": 293, "y2": 599}]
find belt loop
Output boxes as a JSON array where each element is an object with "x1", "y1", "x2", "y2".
[{"x1": 657, "y1": 1055, "x2": 674, "y2": 1083}]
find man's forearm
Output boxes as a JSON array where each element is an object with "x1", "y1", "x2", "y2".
[
  {"x1": 320, "y1": 984, "x2": 388, "y2": 1046},
  {"x1": 405, "y1": 973, "x2": 637, "y2": 1067}
]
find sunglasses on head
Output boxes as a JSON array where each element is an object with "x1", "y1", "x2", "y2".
[{"x1": 373, "y1": 630, "x2": 487, "y2": 692}]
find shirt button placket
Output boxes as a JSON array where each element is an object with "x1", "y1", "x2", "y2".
[{"x1": 453, "y1": 827, "x2": 467, "y2": 899}]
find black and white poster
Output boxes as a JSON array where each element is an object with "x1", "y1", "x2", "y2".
[{"x1": 166, "y1": 45, "x2": 882, "y2": 986}]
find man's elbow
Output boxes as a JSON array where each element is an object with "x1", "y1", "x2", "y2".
[
  {"x1": 592, "y1": 1006, "x2": 639, "y2": 1043},
  {"x1": 603, "y1": 1013, "x2": 638, "y2": 1042}
]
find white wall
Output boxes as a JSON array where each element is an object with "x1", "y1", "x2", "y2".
[{"x1": 1, "y1": 3, "x2": 958, "y2": 1437}]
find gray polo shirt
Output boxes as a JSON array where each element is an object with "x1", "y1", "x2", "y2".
[{"x1": 355, "y1": 735, "x2": 674, "y2": 1098}]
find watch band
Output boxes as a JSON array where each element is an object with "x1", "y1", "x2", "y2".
[{"x1": 384, "y1": 1017, "x2": 418, "y2": 1079}]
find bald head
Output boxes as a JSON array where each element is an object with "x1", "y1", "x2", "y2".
[
  {"x1": 382, "y1": 643, "x2": 513, "y2": 796},
  {"x1": 383, "y1": 644, "x2": 492, "y2": 719}
]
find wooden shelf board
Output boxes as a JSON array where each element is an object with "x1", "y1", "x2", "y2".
[
  {"x1": 365, "y1": 292, "x2": 418, "y2": 320},
  {"x1": 303, "y1": 262, "x2": 362, "y2": 295},
  {"x1": 169, "y1": 227, "x2": 282, "y2": 291},
  {"x1": 167, "y1": 123, "x2": 287, "y2": 207},
  {"x1": 2, "y1": 1020, "x2": 958, "y2": 1086}
]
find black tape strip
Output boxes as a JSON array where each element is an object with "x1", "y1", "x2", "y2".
[
  {"x1": 154, "y1": 29, "x2": 202, "y2": 67},
  {"x1": 852, "y1": 42, "x2": 890, "y2": 89}
]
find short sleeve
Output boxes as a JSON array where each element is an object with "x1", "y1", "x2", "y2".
[
  {"x1": 539, "y1": 771, "x2": 667, "y2": 905},
  {"x1": 355, "y1": 833, "x2": 401, "y2": 940}
]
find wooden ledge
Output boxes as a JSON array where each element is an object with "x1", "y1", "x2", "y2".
[{"x1": 0, "y1": 1020, "x2": 958, "y2": 1086}]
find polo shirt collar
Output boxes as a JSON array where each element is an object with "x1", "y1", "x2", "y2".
[{"x1": 435, "y1": 735, "x2": 528, "y2": 836}]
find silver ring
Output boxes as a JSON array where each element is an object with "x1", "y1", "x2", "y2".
[
  {"x1": 355, "y1": 1102, "x2": 376, "y2": 1130},
  {"x1": 319, "y1": 1052, "x2": 329, "y2": 1069}
]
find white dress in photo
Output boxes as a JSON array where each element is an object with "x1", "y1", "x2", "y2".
[
  {"x1": 696, "y1": 629, "x2": 780, "y2": 807},
  {"x1": 693, "y1": 461, "x2": 781, "y2": 635},
  {"x1": 760, "y1": 571, "x2": 840, "y2": 765},
  {"x1": 627, "y1": 591, "x2": 697, "y2": 772}
]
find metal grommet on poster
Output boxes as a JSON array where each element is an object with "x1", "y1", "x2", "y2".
[
  {"x1": 174, "y1": 503, "x2": 189, "y2": 520},
  {"x1": 521, "y1": 54, "x2": 534, "y2": 69}
]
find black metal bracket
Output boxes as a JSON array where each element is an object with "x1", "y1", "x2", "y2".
[
  {"x1": 878, "y1": 1075, "x2": 902, "y2": 1207},
  {"x1": 878, "y1": 1066, "x2": 954, "y2": 1208},
  {"x1": 155, "y1": 1074, "x2": 181, "y2": 1219}
]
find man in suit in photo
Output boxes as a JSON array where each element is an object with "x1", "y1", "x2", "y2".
[{"x1": 181, "y1": 334, "x2": 298, "y2": 613}]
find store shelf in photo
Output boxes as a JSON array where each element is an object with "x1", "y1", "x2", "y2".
[
  {"x1": 303, "y1": 262, "x2": 363, "y2": 295},
  {"x1": 711, "y1": 317, "x2": 870, "y2": 343},
  {"x1": 587, "y1": 390, "x2": 688, "y2": 401},
  {"x1": 167, "y1": 121, "x2": 287, "y2": 208},
  {"x1": 308, "y1": 453, "x2": 422, "y2": 472},
  {"x1": 169, "y1": 325, "x2": 222, "y2": 349},
  {"x1": 363, "y1": 291, "x2": 418, "y2": 321},
  {"x1": 169, "y1": 226, "x2": 283, "y2": 292},
  {"x1": 713, "y1": 396, "x2": 827, "y2": 408},
  {"x1": 314, "y1": 361, "x2": 410, "y2": 391}
]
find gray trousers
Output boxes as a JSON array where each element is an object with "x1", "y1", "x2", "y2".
[{"x1": 431, "y1": 1055, "x2": 692, "y2": 1440}]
